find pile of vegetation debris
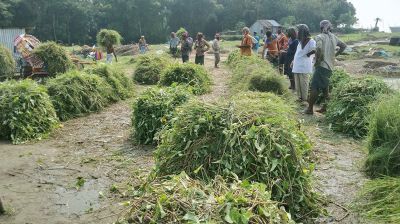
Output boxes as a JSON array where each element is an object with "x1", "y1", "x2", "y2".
[{"x1": 134, "y1": 54, "x2": 171, "y2": 85}]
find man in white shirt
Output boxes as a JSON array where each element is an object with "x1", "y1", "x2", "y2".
[{"x1": 212, "y1": 33, "x2": 221, "y2": 68}]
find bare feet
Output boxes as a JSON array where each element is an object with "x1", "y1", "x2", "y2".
[
  {"x1": 303, "y1": 108, "x2": 314, "y2": 115},
  {"x1": 316, "y1": 108, "x2": 326, "y2": 114}
]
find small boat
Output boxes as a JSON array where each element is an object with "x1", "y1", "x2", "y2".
[{"x1": 390, "y1": 26, "x2": 400, "y2": 33}]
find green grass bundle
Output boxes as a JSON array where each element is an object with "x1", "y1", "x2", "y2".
[
  {"x1": 46, "y1": 70, "x2": 113, "y2": 121},
  {"x1": 87, "y1": 64, "x2": 134, "y2": 101},
  {"x1": 155, "y1": 92, "x2": 319, "y2": 221},
  {"x1": 159, "y1": 63, "x2": 211, "y2": 95},
  {"x1": 132, "y1": 86, "x2": 192, "y2": 145},
  {"x1": 326, "y1": 76, "x2": 391, "y2": 138},
  {"x1": 0, "y1": 44, "x2": 15, "y2": 81},
  {"x1": 134, "y1": 54, "x2": 170, "y2": 85},
  {"x1": 96, "y1": 29, "x2": 122, "y2": 48},
  {"x1": 354, "y1": 177, "x2": 400, "y2": 223},
  {"x1": 117, "y1": 173, "x2": 295, "y2": 224},
  {"x1": 365, "y1": 93, "x2": 400, "y2": 177},
  {"x1": 175, "y1": 27, "x2": 187, "y2": 39},
  {"x1": 226, "y1": 49, "x2": 241, "y2": 65},
  {"x1": 249, "y1": 74, "x2": 286, "y2": 95},
  {"x1": 33, "y1": 41, "x2": 73, "y2": 76},
  {"x1": 0, "y1": 80, "x2": 58, "y2": 144}
]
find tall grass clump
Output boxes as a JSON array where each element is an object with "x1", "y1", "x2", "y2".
[
  {"x1": 159, "y1": 63, "x2": 211, "y2": 95},
  {"x1": 134, "y1": 54, "x2": 171, "y2": 85},
  {"x1": 96, "y1": 29, "x2": 122, "y2": 49},
  {"x1": 0, "y1": 44, "x2": 15, "y2": 81},
  {"x1": 33, "y1": 41, "x2": 73, "y2": 76},
  {"x1": 87, "y1": 64, "x2": 134, "y2": 101},
  {"x1": 46, "y1": 70, "x2": 113, "y2": 121},
  {"x1": 355, "y1": 177, "x2": 400, "y2": 223},
  {"x1": 0, "y1": 80, "x2": 58, "y2": 144},
  {"x1": 365, "y1": 93, "x2": 400, "y2": 177},
  {"x1": 117, "y1": 173, "x2": 295, "y2": 224},
  {"x1": 132, "y1": 86, "x2": 192, "y2": 145},
  {"x1": 326, "y1": 76, "x2": 391, "y2": 138},
  {"x1": 155, "y1": 92, "x2": 320, "y2": 221}
]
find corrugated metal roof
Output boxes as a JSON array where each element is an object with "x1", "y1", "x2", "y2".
[
  {"x1": 256, "y1": 20, "x2": 281, "y2": 27},
  {"x1": 0, "y1": 28, "x2": 26, "y2": 58}
]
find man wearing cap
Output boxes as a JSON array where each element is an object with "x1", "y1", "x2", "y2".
[
  {"x1": 305, "y1": 20, "x2": 347, "y2": 115},
  {"x1": 212, "y1": 33, "x2": 221, "y2": 68}
]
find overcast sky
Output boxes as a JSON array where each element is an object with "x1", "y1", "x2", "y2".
[{"x1": 348, "y1": 0, "x2": 399, "y2": 32}]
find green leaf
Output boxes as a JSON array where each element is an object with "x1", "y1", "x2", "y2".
[{"x1": 183, "y1": 213, "x2": 200, "y2": 223}]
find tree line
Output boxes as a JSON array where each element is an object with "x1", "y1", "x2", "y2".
[{"x1": 0, "y1": 0, "x2": 357, "y2": 45}]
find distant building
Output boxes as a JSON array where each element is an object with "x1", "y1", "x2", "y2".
[
  {"x1": 250, "y1": 20, "x2": 281, "y2": 35},
  {"x1": 0, "y1": 28, "x2": 26, "y2": 59}
]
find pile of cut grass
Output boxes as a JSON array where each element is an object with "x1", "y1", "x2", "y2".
[
  {"x1": 365, "y1": 93, "x2": 400, "y2": 177},
  {"x1": 96, "y1": 29, "x2": 122, "y2": 48},
  {"x1": 117, "y1": 172, "x2": 295, "y2": 224},
  {"x1": 87, "y1": 64, "x2": 134, "y2": 101},
  {"x1": 33, "y1": 41, "x2": 73, "y2": 76},
  {"x1": 132, "y1": 86, "x2": 192, "y2": 144},
  {"x1": 0, "y1": 80, "x2": 58, "y2": 144},
  {"x1": 155, "y1": 92, "x2": 320, "y2": 221},
  {"x1": 355, "y1": 177, "x2": 400, "y2": 223},
  {"x1": 133, "y1": 54, "x2": 171, "y2": 85},
  {"x1": 46, "y1": 70, "x2": 113, "y2": 121},
  {"x1": 0, "y1": 44, "x2": 15, "y2": 81},
  {"x1": 326, "y1": 76, "x2": 391, "y2": 138},
  {"x1": 159, "y1": 63, "x2": 211, "y2": 95}
]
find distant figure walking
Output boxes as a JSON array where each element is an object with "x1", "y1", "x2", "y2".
[
  {"x1": 169, "y1": 32, "x2": 180, "y2": 58},
  {"x1": 238, "y1": 27, "x2": 253, "y2": 56},
  {"x1": 212, "y1": 33, "x2": 221, "y2": 68},
  {"x1": 139, "y1": 36, "x2": 147, "y2": 54},
  {"x1": 305, "y1": 20, "x2": 347, "y2": 115},
  {"x1": 292, "y1": 24, "x2": 316, "y2": 102},
  {"x1": 284, "y1": 27, "x2": 299, "y2": 90},
  {"x1": 181, "y1": 32, "x2": 191, "y2": 63},
  {"x1": 106, "y1": 45, "x2": 117, "y2": 64},
  {"x1": 252, "y1": 32, "x2": 260, "y2": 54},
  {"x1": 194, "y1": 32, "x2": 210, "y2": 65}
]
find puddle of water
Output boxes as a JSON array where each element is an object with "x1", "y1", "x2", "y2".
[{"x1": 54, "y1": 179, "x2": 104, "y2": 216}]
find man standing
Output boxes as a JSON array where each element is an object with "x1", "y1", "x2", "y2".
[
  {"x1": 212, "y1": 33, "x2": 221, "y2": 68},
  {"x1": 106, "y1": 45, "x2": 117, "y2": 64},
  {"x1": 238, "y1": 27, "x2": 252, "y2": 56},
  {"x1": 285, "y1": 27, "x2": 299, "y2": 90},
  {"x1": 194, "y1": 32, "x2": 210, "y2": 65},
  {"x1": 277, "y1": 27, "x2": 289, "y2": 51},
  {"x1": 263, "y1": 31, "x2": 279, "y2": 63},
  {"x1": 252, "y1": 32, "x2": 260, "y2": 54},
  {"x1": 181, "y1": 32, "x2": 191, "y2": 63},
  {"x1": 169, "y1": 32, "x2": 180, "y2": 58},
  {"x1": 139, "y1": 36, "x2": 148, "y2": 54},
  {"x1": 305, "y1": 20, "x2": 347, "y2": 115}
]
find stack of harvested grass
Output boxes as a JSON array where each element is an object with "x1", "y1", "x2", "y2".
[
  {"x1": 114, "y1": 44, "x2": 139, "y2": 56},
  {"x1": 365, "y1": 93, "x2": 400, "y2": 177},
  {"x1": 46, "y1": 70, "x2": 113, "y2": 121},
  {"x1": 118, "y1": 172, "x2": 295, "y2": 224},
  {"x1": 326, "y1": 76, "x2": 391, "y2": 138},
  {"x1": 0, "y1": 44, "x2": 15, "y2": 81},
  {"x1": 176, "y1": 27, "x2": 187, "y2": 39},
  {"x1": 87, "y1": 64, "x2": 134, "y2": 101},
  {"x1": 159, "y1": 63, "x2": 211, "y2": 95},
  {"x1": 355, "y1": 177, "x2": 400, "y2": 223},
  {"x1": 132, "y1": 86, "x2": 192, "y2": 145},
  {"x1": 33, "y1": 42, "x2": 73, "y2": 76},
  {"x1": 96, "y1": 29, "x2": 122, "y2": 49},
  {"x1": 0, "y1": 80, "x2": 58, "y2": 144},
  {"x1": 155, "y1": 92, "x2": 319, "y2": 221},
  {"x1": 227, "y1": 51, "x2": 287, "y2": 95},
  {"x1": 134, "y1": 54, "x2": 171, "y2": 85}
]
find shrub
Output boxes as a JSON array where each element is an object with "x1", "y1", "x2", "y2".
[
  {"x1": 155, "y1": 92, "x2": 319, "y2": 221},
  {"x1": 46, "y1": 70, "x2": 113, "y2": 121},
  {"x1": 132, "y1": 86, "x2": 192, "y2": 144},
  {"x1": 159, "y1": 63, "x2": 211, "y2": 95},
  {"x1": 249, "y1": 74, "x2": 286, "y2": 95},
  {"x1": 326, "y1": 76, "x2": 391, "y2": 138},
  {"x1": 117, "y1": 173, "x2": 295, "y2": 224},
  {"x1": 0, "y1": 80, "x2": 58, "y2": 144},
  {"x1": 0, "y1": 44, "x2": 15, "y2": 81},
  {"x1": 96, "y1": 29, "x2": 122, "y2": 48},
  {"x1": 133, "y1": 54, "x2": 170, "y2": 85},
  {"x1": 87, "y1": 64, "x2": 134, "y2": 101},
  {"x1": 365, "y1": 93, "x2": 400, "y2": 177},
  {"x1": 33, "y1": 42, "x2": 73, "y2": 76},
  {"x1": 354, "y1": 177, "x2": 400, "y2": 223}
]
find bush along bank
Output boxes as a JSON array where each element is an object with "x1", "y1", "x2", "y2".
[
  {"x1": 132, "y1": 86, "x2": 192, "y2": 145},
  {"x1": 154, "y1": 92, "x2": 321, "y2": 221},
  {"x1": 0, "y1": 80, "x2": 59, "y2": 144},
  {"x1": 159, "y1": 63, "x2": 212, "y2": 95},
  {"x1": 134, "y1": 54, "x2": 171, "y2": 85},
  {"x1": 0, "y1": 44, "x2": 16, "y2": 81},
  {"x1": 226, "y1": 50, "x2": 287, "y2": 95}
]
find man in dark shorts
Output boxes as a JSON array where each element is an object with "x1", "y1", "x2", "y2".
[
  {"x1": 181, "y1": 32, "x2": 191, "y2": 63},
  {"x1": 305, "y1": 20, "x2": 347, "y2": 115}
]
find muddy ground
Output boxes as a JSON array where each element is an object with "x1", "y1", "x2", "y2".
[{"x1": 0, "y1": 50, "x2": 385, "y2": 224}]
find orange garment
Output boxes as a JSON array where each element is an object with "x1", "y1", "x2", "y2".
[
  {"x1": 266, "y1": 38, "x2": 279, "y2": 56},
  {"x1": 240, "y1": 34, "x2": 252, "y2": 56},
  {"x1": 277, "y1": 33, "x2": 289, "y2": 51}
]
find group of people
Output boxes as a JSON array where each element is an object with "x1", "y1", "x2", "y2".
[{"x1": 238, "y1": 20, "x2": 347, "y2": 115}]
